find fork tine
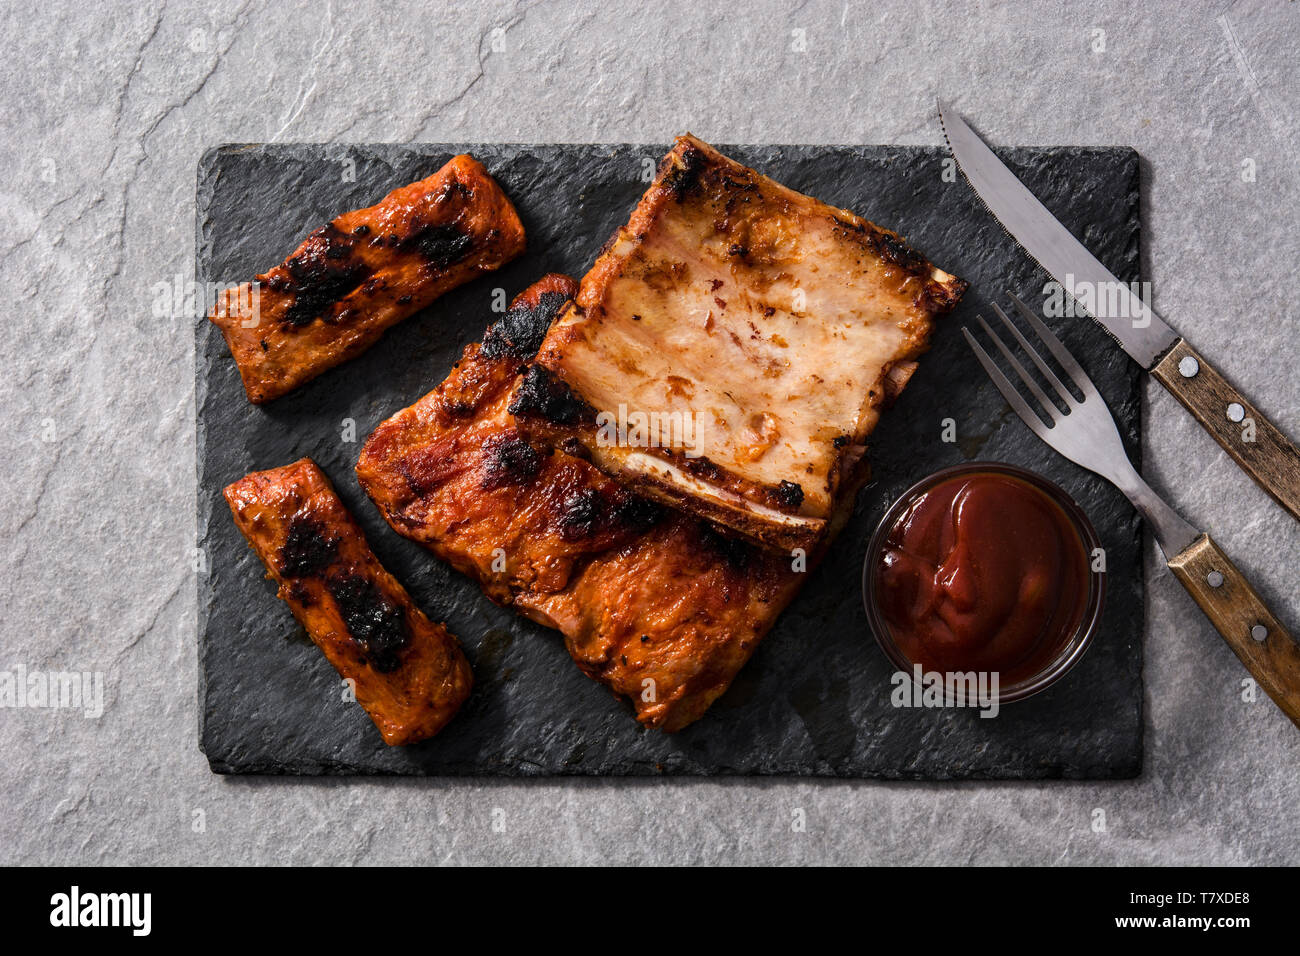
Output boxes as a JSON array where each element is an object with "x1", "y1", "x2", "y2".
[
  {"x1": 974, "y1": 313, "x2": 1061, "y2": 425},
  {"x1": 1006, "y1": 292, "x2": 1101, "y2": 401},
  {"x1": 962, "y1": 327, "x2": 1056, "y2": 440},
  {"x1": 990, "y1": 303, "x2": 1078, "y2": 410}
]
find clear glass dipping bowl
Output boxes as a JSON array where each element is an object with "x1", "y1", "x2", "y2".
[{"x1": 861, "y1": 461, "x2": 1106, "y2": 704}]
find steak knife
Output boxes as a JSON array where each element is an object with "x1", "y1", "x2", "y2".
[{"x1": 938, "y1": 102, "x2": 1300, "y2": 522}]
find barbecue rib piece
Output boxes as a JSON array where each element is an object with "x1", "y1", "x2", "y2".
[
  {"x1": 358, "y1": 276, "x2": 861, "y2": 731},
  {"x1": 224, "y1": 458, "x2": 473, "y2": 745},
  {"x1": 209, "y1": 155, "x2": 526, "y2": 403},
  {"x1": 512, "y1": 135, "x2": 967, "y2": 552}
]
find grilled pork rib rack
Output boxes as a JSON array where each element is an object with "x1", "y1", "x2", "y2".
[
  {"x1": 360, "y1": 276, "x2": 873, "y2": 730},
  {"x1": 209, "y1": 154, "x2": 525, "y2": 403}
]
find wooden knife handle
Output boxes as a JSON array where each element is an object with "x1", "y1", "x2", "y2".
[
  {"x1": 1152, "y1": 340, "x2": 1300, "y2": 522},
  {"x1": 1168, "y1": 533, "x2": 1300, "y2": 727}
]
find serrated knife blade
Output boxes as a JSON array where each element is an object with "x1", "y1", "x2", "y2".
[{"x1": 937, "y1": 101, "x2": 1178, "y2": 368}]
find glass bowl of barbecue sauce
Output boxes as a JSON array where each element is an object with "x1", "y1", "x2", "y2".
[{"x1": 863, "y1": 463, "x2": 1104, "y2": 705}]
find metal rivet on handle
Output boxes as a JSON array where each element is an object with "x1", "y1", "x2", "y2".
[
  {"x1": 1178, "y1": 355, "x2": 1199, "y2": 378},
  {"x1": 1207, "y1": 570, "x2": 1224, "y2": 588},
  {"x1": 1226, "y1": 402, "x2": 1245, "y2": 422},
  {"x1": 1251, "y1": 624, "x2": 1267, "y2": 642}
]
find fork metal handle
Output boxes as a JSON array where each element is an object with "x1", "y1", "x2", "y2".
[
  {"x1": 1152, "y1": 340, "x2": 1300, "y2": 522},
  {"x1": 1110, "y1": 466, "x2": 1199, "y2": 558},
  {"x1": 1168, "y1": 533, "x2": 1300, "y2": 727}
]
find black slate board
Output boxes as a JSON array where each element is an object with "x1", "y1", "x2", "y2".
[{"x1": 196, "y1": 143, "x2": 1143, "y2": 777}]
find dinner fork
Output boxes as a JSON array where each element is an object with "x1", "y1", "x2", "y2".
[{"x1": 964, "y1": 294, "x2": 1300, "y2": 727}]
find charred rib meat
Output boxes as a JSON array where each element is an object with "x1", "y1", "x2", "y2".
[
  {"x1": 224, "y1": 458, "x2": 473, "y2": 745},
  {"x1": 209, "y1": 155, "x2": 525, "y2": 403}
]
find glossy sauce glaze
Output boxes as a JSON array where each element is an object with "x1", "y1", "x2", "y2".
[{"x1": 874, "y1": 471, "x2": 1091, "y2": 682}]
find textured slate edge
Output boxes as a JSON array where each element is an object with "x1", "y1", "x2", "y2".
[{"x1": 194, "y1": 143, "x2": 1144, "y2": 778}]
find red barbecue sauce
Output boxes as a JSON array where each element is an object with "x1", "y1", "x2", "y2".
[{"x1": 875, "y1": 472, "x2": 1090, "y2": 682}]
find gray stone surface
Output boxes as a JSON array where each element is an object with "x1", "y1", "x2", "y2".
[{"x1": 0, "y1": 0, "x2": 1296, "y2": 862}]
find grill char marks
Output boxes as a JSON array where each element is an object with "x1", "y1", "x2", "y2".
[
  {"x1": 611, "y1": 492, "x2": 663, "y2": 531},
  {"x1": 554, "y1": 483, "x2": 665, "y2": 543},
  {"x1": 827, "y1": 214, "x2": 970, "y2": 310},
  {"x1": 481, "y1": 432, "x2": 544, "y2": 490},
  {"x1": 278, "y1": 514, "x2": 339, "y2": 577},
  {"x1": 698, "y1": 521, "x2": 753, "y2": 571},
  {"x1": 661, "y1": 140, "x2": 707, "y2": 201},
  {"x1": 482, "y1": 273, "x2": 581, "y2": 362},
  {"x1": 405, "y1": 222, "x2": 474, "y2": 269},
  {"x1": 482, "y1": 290, "x2": 572, "y2": 360},
  {"x1": 773, "y1": 480, "x2": 805, "y2": 510},
  {"x1": 274, "y1": 224, "x2": 372, "y2": 328},
  {"x1": 508, "y1": 365, "x2": 594, "y2": 426},
  {"x1": 557, "y1": 486, "x2": 603, "y2": 540},
  {"x1": 223, "y1": 458, "x2": 473, "y2": 746},
  {"x1": 208, "y1": 154, "x2": 526, "y2": 403},
  {"x1": 325, "y1": 573, "x2": 410, "y2": 673}
]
